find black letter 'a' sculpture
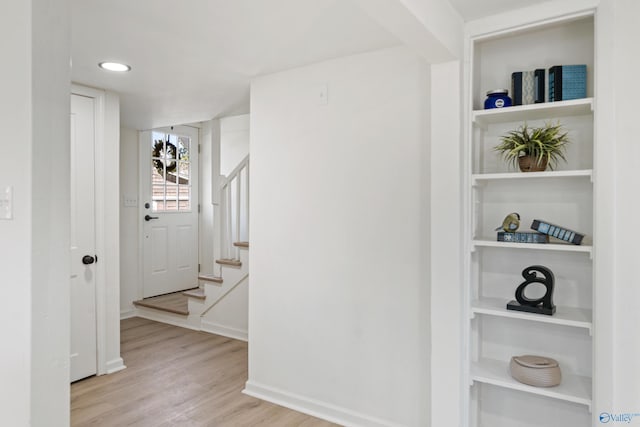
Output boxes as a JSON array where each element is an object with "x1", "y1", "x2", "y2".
[{"x1": 507, "y1": 265, "x2": 556, "y2": 316}]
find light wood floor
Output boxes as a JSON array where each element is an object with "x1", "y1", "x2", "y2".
[
  {"x1": 71, "y1": 317, "x2": 339, "y2": 426},
  {"x1": 133, "y1": 292, "x2": 191, "y2": 315}
]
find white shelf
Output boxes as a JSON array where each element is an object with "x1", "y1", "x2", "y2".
[
  {"x1": 472, "y1": 98, "x2": 594, "y2": 126},
  {"x1": 471, "y1": 358, "x2": 592, "y2": 409},
  {"x1": 472, "y1": 169, "x2": 592, "y2": 185},
  {"x1": 471, "y1": 297, "x2": 592, "y2": 333},
  {"x1": 472, "y1": 240, "x2": 592, "y2": 255}
]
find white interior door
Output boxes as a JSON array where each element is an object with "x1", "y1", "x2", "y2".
[
  {"x1": 140, "y1": 126, "x2": 199, "y2": 298},
  {"x1": 70, "y1": 94, "x2": 97, "y2": 382}
]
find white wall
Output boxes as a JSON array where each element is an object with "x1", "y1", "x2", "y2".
[
  {"x1": 429, "y1": 61, "x2": 461, "y2": 427},
  {"x1": 1, "y1": 2, "x2": 36, "y2": 424},
  {"x1": 30, "y1": 0, "x2": 72, "y2": 424},
  {"x1": 246, "y1": 46, "x2": 430, "y2": 426},
  {"x1": 1, "y1": 0, "x2": 70, "y2": 425},
  {"x1": 220, "y1": 114, "x2": 250, "y2": 177},
  {"x1": 120, "y1": 127, "x2": 139, "y2": 316},
  {"x1": 608, "y1": 0, "x2": 640, "y2": 412}
]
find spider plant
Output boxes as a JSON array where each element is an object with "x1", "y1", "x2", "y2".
[{"x1": 494, "y1": 122, "x2": 571, "y2": 171}]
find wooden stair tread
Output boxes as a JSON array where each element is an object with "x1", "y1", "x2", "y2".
[
  {"x1": 233, "y1": 241, "x2": 249, "y2": 248},
  {"x1": 133, "y1": 292, "x2": 189, "y2": 316},
  {"x1": 216, "y1": 258, "x2": 242, "y2": 267},
  {"x1": 198, "y1": 275, "x2": 223, "y2": 283},
  {"x1": 182, "y1": 288, "x2": 206, "y2": 300}
]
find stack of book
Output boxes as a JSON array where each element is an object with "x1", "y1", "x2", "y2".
[
  {"x1": 497, "y1": 219, "x2": 585, "y2": 245},
  {"x1": 509, "y1": 64, "x2": 587, "y2": 105}
]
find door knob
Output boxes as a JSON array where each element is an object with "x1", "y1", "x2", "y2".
[
  {"x1": 82, "y1": 255, "x2": 95, "y2": 265},
  {"x1": 145, "y1": 214, "x2": 159, "y2": 221}
]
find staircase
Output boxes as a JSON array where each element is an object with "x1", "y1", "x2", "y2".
[{"x1": 133, "y1": 155, "x2": 250, "y2": 341}]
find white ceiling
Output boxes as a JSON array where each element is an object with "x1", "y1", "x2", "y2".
[
  {"x1": 71, "y1": 0, "x2": 401, "y2": 130},
  {"x1": 71, "y1": 0, "x2": 554, "y2": 130}
]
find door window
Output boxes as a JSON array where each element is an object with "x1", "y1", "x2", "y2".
[{"x1": 151, "y1": 132, "x2": 191, "y2": 212}]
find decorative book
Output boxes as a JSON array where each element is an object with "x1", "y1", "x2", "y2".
[
  {"x1": 512, "y1": 69, "x2": 545, "y2": 105},
  {"x1": 549, "y1": 65, "x2": 587, "y2": 102},
  {"x1": 497, "y1": 231, "x2": 549, "y2": 244},
  {"x1": 530, "y1": 219, "x2": 585, "y2": 245}
]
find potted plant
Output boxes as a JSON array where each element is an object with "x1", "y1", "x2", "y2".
[{"x1": 494, "y1": 122, "x2": 571, "y2": 172}]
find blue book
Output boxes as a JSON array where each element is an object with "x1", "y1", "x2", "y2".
[
  {"x1": 549, "y1": 65, "x2": 587, "y2": 101},
  {"x1": 530, "y1": 219, "x2": 585, "y2": 245},
  {"x1": 497, "y1": 231, "x2": 549, "y2": 244}
]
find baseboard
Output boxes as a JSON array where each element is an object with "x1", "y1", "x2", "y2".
[
  {"x1": 120, "y1": 309, "x2": 136, "y2": 320},
  {"x1": 242, "y1": 381, "x2": 401, "y2": 427},
  {"x1": 105, "y1": 357, "x2": 126, "y2": 374},
  {"x1": 134, "y1": 308, "x2": 201, "y2": 331},
  {"x1": 200, "y1": 319, "x2": 248, "y2": 342}
]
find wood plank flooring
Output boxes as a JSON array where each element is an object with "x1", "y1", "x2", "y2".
[
  {"x1": 133, "y1": 292, "x2": 191, "y2": 315},
  {"x1": 71, "y1": 317, "x2": 339, "y2": 427}
]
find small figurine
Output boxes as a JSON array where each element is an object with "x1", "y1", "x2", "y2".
[
  {"x1": 495, "y1": 212, "x2": 521, "y2": 232},
  {"x1": 507, "y1": 265, "x2": 556, "y2": 315}
]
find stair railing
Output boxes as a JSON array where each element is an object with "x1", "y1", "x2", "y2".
[{"x1": 220, "y1": 154, "x2": 249, "y2": 262}]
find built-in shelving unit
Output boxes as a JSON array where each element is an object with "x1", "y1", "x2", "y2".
[
  {"x1": 472, "y1": 97, "x2": 594, "y2": 126},
  {"x1": 472, "y1": 169, "x2": 593, "y2": 185},
  {"x1": 471, "y1": 297, "x2": 592, "y2": 333},
  {"x1": 464, "y1": 11, "x2": 596, "y2": 427},
  {"x1": 471, "y1": 240, "x2": 593, "y2": 254},
  {"x1": 471, "y1": 359, "x2": 593, "y2": 408}
]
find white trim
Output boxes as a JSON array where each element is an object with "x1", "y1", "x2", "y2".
[
  {"x1": 137, "y1": 131, "x2": 148, "y2": 303},
  {"x1": 243, "y1": 381, "x2": 402, "y2": 427},
  {"x1": 465, "y1": 1, "x2": 598, "y2": 38},
  {"x1": 200, "y1": 320, "x2": 248, "y2": 342},
  {"x1": 105, "y1": 358, "x2": 126, "y2": 374},
  {"x1": 134, "y1": 308, "x2": 201, "y2": 331},
  {"x1": 120, "y1": 310, "x2": 136, "y2": 320},
  {"x1": 70, "y1": 84, "x2": 108, "y2": 376}
]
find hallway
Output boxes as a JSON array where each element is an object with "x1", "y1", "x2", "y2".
[{"x1": 71, "y1": 318, "x2": 337, "y2": 426}]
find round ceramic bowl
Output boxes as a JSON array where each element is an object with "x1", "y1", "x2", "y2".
[{"x1": 509, "y1": 355, "x2": 561, "y2": 387}]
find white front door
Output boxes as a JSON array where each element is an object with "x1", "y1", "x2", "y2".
[
  {"x1": 140, "y1": 126, "x2": 199, "y2": 297},
  {"x1": 70, "y1": 94, "x2": 97, "y2": 382}
]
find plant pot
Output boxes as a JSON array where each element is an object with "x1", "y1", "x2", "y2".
[{"x1": 518, "y1": 155, "x2": 548, "y2": 172}]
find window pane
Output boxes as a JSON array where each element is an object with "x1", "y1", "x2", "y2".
[
  {"x1": 165, "y1": 184, "x2": 178, "y2": 212},
  {"x1": 179, "y1": 186, "x2": 191, "y2": 211},
  {"x1": 178, "y1": 136, "x2": 190, "y2": 161},
  {"x1": 165, "y1": 200, "x2": 178, "y2": 211},
  {"x1": 178, "y1": 161, "x2": 190, "y2": 184},
  {"x1": 150, "y1": 132, "x2": 192, "y2": 213}
]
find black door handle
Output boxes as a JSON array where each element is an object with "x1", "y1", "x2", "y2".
[
  {"x1": 145, "y1": 215, "x2": 159, "y2": 221},
  {"x1": 82, "y1": 255, "x2": 95, "y2": 265}
]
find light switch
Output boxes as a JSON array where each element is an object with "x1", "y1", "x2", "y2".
[
  {"x1": 123, "y1": 195, "x2": 138, "y2": 207},
  {"x1": 0, "y1": 186, "x2": 13, "y2": 220}
]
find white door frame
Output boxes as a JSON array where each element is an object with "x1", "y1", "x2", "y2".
[{"x1": 137, "y1": 125, "x2": 201, "y2": 300}]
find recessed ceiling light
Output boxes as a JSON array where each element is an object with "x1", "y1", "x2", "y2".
[{"x1": 98, "y1": 62, "x2": 131, "y2": 72}]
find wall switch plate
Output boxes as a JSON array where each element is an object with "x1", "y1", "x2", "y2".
[
  {"x1": 0, "y1": 186, "x2": 13, "y2": 220},
  {"x1": 123, "y1": 195, "x2": 138, "y2": 207}
]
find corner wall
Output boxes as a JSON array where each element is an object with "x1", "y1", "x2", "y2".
[
  {"x1": 1, "y1": 0, "x2": 71, "y2": 425},
  {"x1": 1, "y1": 2, "x2": 36, "y2": 424},
  {"x1": 31, "y1": 0, "x2": 72, "y2": 424},
  {"x1": 120, "y1": 127, "x2": 139, "y2": 317},
  {"x1": 246, "y1": 46, "x2": 431, "y2": 426}
]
